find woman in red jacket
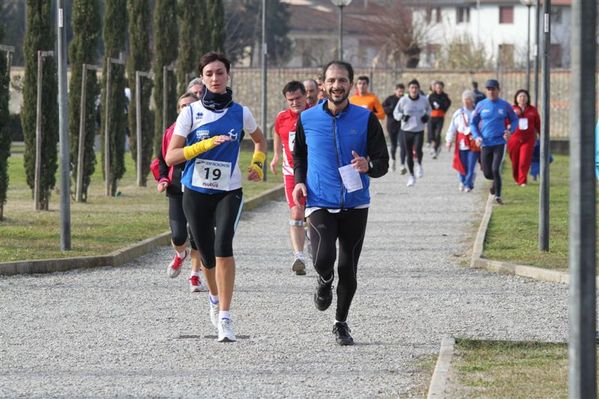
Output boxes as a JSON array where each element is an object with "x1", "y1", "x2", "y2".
[{"x1": 508, "y1": 89, "x2": 540, "y2": 186}]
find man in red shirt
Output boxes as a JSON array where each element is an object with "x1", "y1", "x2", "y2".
[{"x1": 270, "y1": 81, "x2": 309, "y2": 275}]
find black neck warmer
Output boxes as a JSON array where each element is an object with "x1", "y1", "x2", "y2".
[{"x1": 202, "y1": 87, "x2": 233, "y2": 111}]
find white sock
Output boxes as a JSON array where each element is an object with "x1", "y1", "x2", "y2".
[
  {"x1": 190, "y1": 271, "x2": 201, "y2": 278},
  {"x1": 209, "y1": 294, "x2": 219, "y2": 304},
  {"x1": 335, "y1": 319, "x2": 347, "y2": 325},
  {"x1": 219, "y1": 311, "x2": 231, "y2": 321},
  {"x1": 176, "y1": 249, "x2": 187, "y2": 258},
  {"x1": 294, "y1": 251, "x2": 304, "y2": 259}
]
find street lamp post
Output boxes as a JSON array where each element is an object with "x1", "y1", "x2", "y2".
[
  {"x1": 330, "y1": 0, "x2": 352, "y2": 61},
  {"x1": 521, "y1": 0, "x2": 534, "y2": 92}
]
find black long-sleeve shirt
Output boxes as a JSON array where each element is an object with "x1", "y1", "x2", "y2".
[
  {"x1": 382, "y1": 94, "x2": 401, "y2": 133},
  {"x1": 294, "y1": 104, "x2": 389, "y2": 185}
]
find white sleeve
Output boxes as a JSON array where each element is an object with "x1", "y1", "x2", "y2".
[
  {"x1": 445, "y1": 111, "x2": 459, "y2": 144},
  {"x1": 173, "y1": 104, "x2": 194, "y2": 138},
  {"x1": 243, "y1": 106, "x2": 259, "y2": 134}
]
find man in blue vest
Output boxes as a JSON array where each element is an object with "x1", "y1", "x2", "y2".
[{"x1": 293, "y1": 60, "x2": 389, "y2": 346}]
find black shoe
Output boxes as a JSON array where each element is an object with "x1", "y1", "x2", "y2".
[
  {"x1": 495, "y1": 197, "x2": 503, "y2": 205},
  {"x1": 332, "y1": 322, "x2": 354, "y2": 346},
  {"x1": 314, "y1": 276, "x2": 333, "y2": 311}
]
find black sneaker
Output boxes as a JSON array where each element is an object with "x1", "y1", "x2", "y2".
[
  {"x1": 495, "y1": 197, "x2": 504, "y2": 205},
  {"x1": 314, "y1": 275, "x2": 333, "y2": 311},
  {"x1": 332, "y1": 322, "x2": 354, "y2": 346}
]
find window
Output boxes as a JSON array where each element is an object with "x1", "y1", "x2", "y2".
[
  {"x1": 456, "y1": 7, "x2": 470, "y2": 24},
  {"x1": 499, "y1": 6, "x2": 514, "y2": 24},
  {"x1": 426, "y1": 6, "x2": 442, "y2": 24}
]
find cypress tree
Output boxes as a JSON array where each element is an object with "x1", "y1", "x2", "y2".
[
  {"x1": 101, "y1": 0, "x2": 127, "y2": 196},
  {"x1": 152, "y1": 0, "x2": 178, "y2": 157},
  {"x1": 127, "y1": 0, "x2": 153, "y2": 186},
  {"x1": 68, "y1": 0, "x2": 100, "y2": 202},
  {"x1": 176, "y1": 0, "x2": 207, "y2": 94},
  {"x1": 208, "y1": 0, "x2": 225, "y2": 53},
  {"x1": 21, "y1": 0, "x2": 59, "y2": 210},
  {"x1": 0, "y1": 12, "x2": 10, "y2": 220}
]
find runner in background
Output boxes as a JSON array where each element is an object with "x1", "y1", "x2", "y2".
[
  {"x1": 303, "y1": 79, "x2": 319, "y2": 107},
  {"x1": 382, "y1": 83, "x2": 405, "y2": 173},
  {"x1": 270, "y1": 81, "x2": 308, "y2": 276},
  {"x1": 445, "y1": 90, "x2": 480, "y2": 192},
  {"x1": 471, "y1": 79, "x2": 518, "y2": 204},
  {"x1": 507, "y1": 89, "x2": 540, "y2": 186},
  {"x1": 349, "y1": 76, "x2": 385, "y2": 120},
  {"x1": 154, "y1": 92, "x2": 208, "y2": 293},
  {"x1": 428, "y1": 81, "x2": 451, "y2": 159},
  {"x1": 393, "y1": 79, "x2": 431, "y2": 187}
]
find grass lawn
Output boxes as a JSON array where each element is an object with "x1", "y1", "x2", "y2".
[
  {"x1": 449, "y1": 339, "x2": 573, "y2": 399},
  {"x1": 0, "y1": 144, "x2": 282, "y2": 262},
  {"x1": 483, "y1": 154, "x2": 572, "y2": 270}
]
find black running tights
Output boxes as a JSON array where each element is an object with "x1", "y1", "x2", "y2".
[
  {"x1": 308, "y1": 208, "x2": 369, "y2": 322},
  {"x1": 401, "y1": 130, "x2": 424, "y2": 176},
  {"x1": 481, "y1": 144, "x2": 506, "y2": 197}
]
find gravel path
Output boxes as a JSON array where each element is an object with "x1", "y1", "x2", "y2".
[{"x1": 0, "y1": 150, "x2": 568, "y2": 398}]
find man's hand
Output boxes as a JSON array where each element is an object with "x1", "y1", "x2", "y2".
[
  {"x1": 401, "y1": 114, "x2": 410, "y2": 122},
  {"x1": 446, "y1": 142, "x2": 452, "y2": 152},
  {"x1": 503, "y1": 129, "x2": 511, "y2": 141},
  {"x1": 351, "y1": 150, "x2": 369, "y2": 173},
  {"x1": 475, "y1": 137, "x2": 483, "y2": 147},
  {"x1": 269, "y1": 155, "x2": 279, "y2": 175},
  {"x1": 421, "y1": 114, "x2": 429, "y2": 124},
  {"x1": 292, "y1": 183, "x2": 307, "y2": 206}
]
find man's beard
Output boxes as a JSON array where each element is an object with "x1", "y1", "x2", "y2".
[{"x1": 327, "y1": 88, "x2": 348, "y2": 105}]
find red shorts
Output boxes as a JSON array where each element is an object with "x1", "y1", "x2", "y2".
[{"x1": 284, "y1": 174, "x2": 305, "y2": 209}]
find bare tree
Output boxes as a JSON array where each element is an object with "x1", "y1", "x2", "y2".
[{"x1": 360, "y1": 0, "x2": 432, "y2": 68}]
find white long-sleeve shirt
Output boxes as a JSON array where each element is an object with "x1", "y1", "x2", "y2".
[{"x1": 445, "y1": 107, "x2": 474, "y2": 150}]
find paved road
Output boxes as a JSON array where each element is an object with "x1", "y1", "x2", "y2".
[{"x1": 0, "y1": 150, "x2": 568, "y2": 398}]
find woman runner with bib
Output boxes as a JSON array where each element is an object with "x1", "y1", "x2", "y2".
[{"x1": 166, "y1": 52, "x2": 266, "y2": 342}]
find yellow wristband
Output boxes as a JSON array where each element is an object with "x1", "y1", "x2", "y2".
[
  {"x1": 251, "y1": 151, "x2": 266, "y2": 168},
  {"x1": 183, "y1": 136, "x2": 220, "y2": 160}
]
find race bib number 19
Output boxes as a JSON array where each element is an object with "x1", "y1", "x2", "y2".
[{"x1": 192, "y1": 159, "x2": 231, "y2": 191}]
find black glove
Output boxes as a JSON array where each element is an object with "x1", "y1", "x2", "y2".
[
  {"x1": 401, "y1": 114, "x2": 410, "y2": 122},
  {"x1": 421, "y1": 114, "x2": 429, "y2": 123}
]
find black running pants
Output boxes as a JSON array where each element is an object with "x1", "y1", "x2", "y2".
[
  {"x1": 481, "y1": 144, "x2": 506, "y2": 197},
  {"x1": 430, "y1": 117, "x2": 444, "y2": 153},
  {"x1": 401, "y1": 130, "x2": 424, "y2": 176},
  {"x1": 308, "y1": 208, "x2": 369, "y2": 322}
]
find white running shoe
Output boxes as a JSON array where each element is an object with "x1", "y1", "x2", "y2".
[
  {"x1": 416, "y1": 164, "x2": 424, "y2": 178},
  {"x1": 167, "y1": 249, "x2": 188, "y2": 278},
  {"x1": 406, "y1": 176, "x2": 415, "y2": 187},
  {"x1": 209, "y1": 299, "x2": 219, "y2": 328},
  {"x1": 217, "y1": 319, "x2": 236, "y2": 342},
  {"x1": 292, "y1": 257, "x2": 306, "y2": 275}
]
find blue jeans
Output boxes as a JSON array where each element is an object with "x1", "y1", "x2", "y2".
[{"x1": 458, "y1": 150, "x2": 480, "y2": 190}]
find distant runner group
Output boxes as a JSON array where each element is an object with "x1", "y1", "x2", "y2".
[{"x1": 151, "y1": 51, "x2": 542, "y2": 346}]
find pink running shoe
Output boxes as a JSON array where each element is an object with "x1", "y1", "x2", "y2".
[
  {"x1": 167, "y1": 250, "x2": 188, "y2": 278},
  {"x1": 189, "y1": 275, "x2": 208, "y2": 293}
]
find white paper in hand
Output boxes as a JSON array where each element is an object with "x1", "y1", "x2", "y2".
[
  {"x1": 338, "y1": 164, "x2": 363, "y2": 193},
  {"x1": 518, "y1": 118, "x2": 529, "y2": 130}
]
